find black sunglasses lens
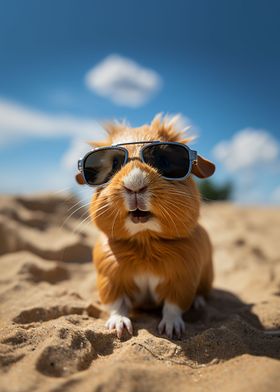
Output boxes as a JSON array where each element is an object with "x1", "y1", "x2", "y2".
[
  {"x1": 83, "y1": 148, "x2": 126, "y2": 185},
  {"x1": 142, "y1": 144, "x2": 190, "y2": 179}
]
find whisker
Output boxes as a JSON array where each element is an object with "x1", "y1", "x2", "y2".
[
  {"x1": 161, "y1": 207, "x2": 193, "y2": 228},
  {"x1": 52, "y1": 186, "x2": 72, "y2": 195},
  {"x1": 67, "y1": 196, "x2": 91, "y2": 213},
  {"x1": 162, "y1": 193, "x2": 196, "y2": 203},
  {"x1": 93, "y1": 207, "x2": 114, "y2": 221},
  {"x1": 160, "y1": 201, "x2": 191, "y2": 232},
  {"x1": 91, "y1": 204, "x2": 111, "y2": 218},
  {"x1": 78, "y1": 208, "x2": 90, "y2": 220},
  {"x1": 158, "y1": 206, "x2": 174, "y2": 233},
  {"x1": 73, "y1": 215, "x2": 93, "y2": 234},
  {"x1": 160, "y1": 199, "x2": 192, "y2": 210},
  {"x1": 111, "y1": 209, "x2": 120, "y2": 238},
  {"x1": 160, "y1": 204, "x2": 180, "y2": 237},
  {"x1": 61, "y1": 202, "x2": 91, "y2": 228},
  {"x1": 93, "y1": 203, "x2": 110, "y2": 213},
  {"x1": 151, "y1": 188, "x2": 198, "y2": 201},
  {"x1": 162, "y1": 190, "x2": 197, "y2": 198}
]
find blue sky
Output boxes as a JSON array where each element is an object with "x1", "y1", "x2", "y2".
[{"x1": 0, "y1": 0, "x2": 279, "y2": 203}]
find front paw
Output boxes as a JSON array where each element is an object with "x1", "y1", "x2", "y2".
[
  {"x1": 106, "y1": 315, "x2": 133, "y2": 338},
  {"x1": 158, "y1": 316, "x2": 186, "y2": 339}
]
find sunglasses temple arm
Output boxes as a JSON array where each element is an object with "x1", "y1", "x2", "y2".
[
  {"x1": 78, "y1": 159, "x2": 83, "y2": 171},
  {"x1": 190, "y1": 150, "x2": 198, "y2": 163}
]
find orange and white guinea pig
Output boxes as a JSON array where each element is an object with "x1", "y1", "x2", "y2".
[{"x1": 76, "y1": 114, "x2": 215, "y2": 339}]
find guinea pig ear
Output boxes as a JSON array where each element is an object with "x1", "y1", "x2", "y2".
[
  {"x1": 191, "y1": 155, "x2": 216, "y2": 178},
  {"x1": 75, "y1": 173, "x2": 86, "y2": 185}
]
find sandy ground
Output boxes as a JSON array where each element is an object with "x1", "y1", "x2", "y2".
[{"x1": 0, "y1": 194, "x2": 279, "y2": 392}]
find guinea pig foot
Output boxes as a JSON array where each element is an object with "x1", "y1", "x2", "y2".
[
  {"x1": 158, "y1": 316, "x2": 186, "y2": 339},
  {"x1": 106, "y1": 315, "x2": 133, "y2": 339}
]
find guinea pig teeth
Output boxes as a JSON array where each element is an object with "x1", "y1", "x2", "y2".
[{"x1": 129, "y1": 209, "x2": 151, "y2": 224}]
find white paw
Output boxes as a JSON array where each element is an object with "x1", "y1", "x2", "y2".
[
  {"x1": 158, "y1": 315, "x2": 186, "y2": 339},
  {"x1": 106, "y1": 315, "x2": 133, "y2": 338}
]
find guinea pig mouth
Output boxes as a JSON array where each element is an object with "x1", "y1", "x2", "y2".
[{"x1": 128, "y1": 209, "x2": 151, "y2": 224}]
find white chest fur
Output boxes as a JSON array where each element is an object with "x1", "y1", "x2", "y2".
[{"x1": 133, "y1": 273, "x2": 162, "y2": 305}]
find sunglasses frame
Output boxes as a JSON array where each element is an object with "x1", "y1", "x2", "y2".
[{"x1": 78, "y1": 140, "x2": 198, "y2": 187}]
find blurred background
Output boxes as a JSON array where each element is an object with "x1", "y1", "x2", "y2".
[{"x1": 0, "y1": 0, "x2": 279, "y2": 203}]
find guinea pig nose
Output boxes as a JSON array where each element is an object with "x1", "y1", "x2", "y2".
[
  {"x1": 123, "y1": 167, "x2": 148, "y2": 193},
  {"x1": 123, "y1": 185, "x2": 148, "y2": 194}
]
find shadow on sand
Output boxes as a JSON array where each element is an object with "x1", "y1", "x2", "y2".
[{"x1": 130, "y1": 289, "x2": 280, "y2": 365}]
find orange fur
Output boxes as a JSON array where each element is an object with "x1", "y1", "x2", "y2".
[
  {"x1": 94, "y1": 224, "x2": 213, "y2": 310},
  {"x1": 86, "y1": 114, "x2": 214, "y2": 314}
]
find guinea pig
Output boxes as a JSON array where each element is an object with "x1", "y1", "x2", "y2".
[{"x1": 76, "y1": 114, "x2": 215, "y2": 339}]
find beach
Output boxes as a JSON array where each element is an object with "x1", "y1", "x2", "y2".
[{"x1": 0, "y1": 194, "x2": 279, "y2": 392}]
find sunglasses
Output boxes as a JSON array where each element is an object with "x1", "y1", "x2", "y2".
[{"x1": 77, "y1": 141, "x2": 198, "y2": 186}]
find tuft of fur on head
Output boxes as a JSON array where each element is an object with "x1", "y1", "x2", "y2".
[
  {"x1": 150, "y1": 113, "x2": 196, "y2": 144},
  {"x1": 89, "y1": 113, "x2": 195, "y2": 148}
]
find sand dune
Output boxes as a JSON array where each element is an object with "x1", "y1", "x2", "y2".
[{"x1": 0, "y1": 194, "x2": 279, "y2": 392}]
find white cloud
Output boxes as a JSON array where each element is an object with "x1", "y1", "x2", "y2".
[
  {"x1": 213, "y1": 128, "x2": 279, "y2": 172},
  {"x1": 212, "y1": 128, "x2": 280, "y2": 204},
  {"x1": 85, "y1": 54, "x2": 162, "y2": 107},
  {"x1": 0, "y1": 98, "x2": 103, "y2": 146}
]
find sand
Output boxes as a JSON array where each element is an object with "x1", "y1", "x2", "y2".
[{"x1": 0, "y1": 194, "x2": 279, "y2": 392}]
